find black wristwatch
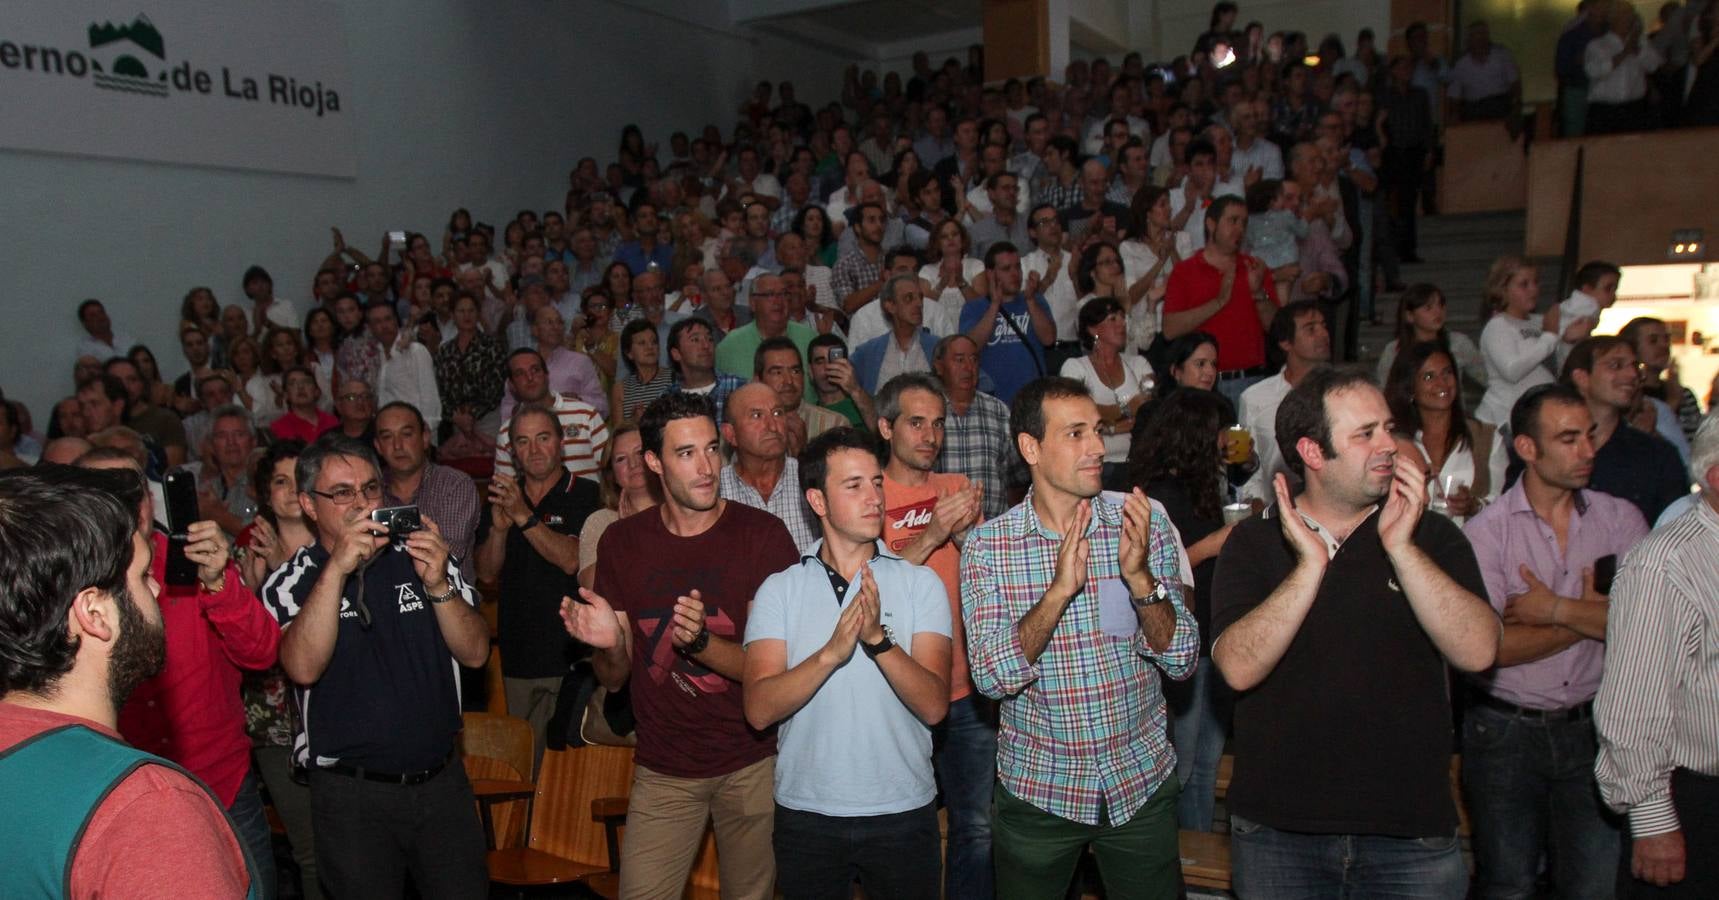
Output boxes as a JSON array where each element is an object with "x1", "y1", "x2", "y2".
[
  {"x1": 520, "y1": 513, "x2": 541, "y2": 531},
  {"x1": 681, "y1": 625, "x2": 711, "y2": 655},
  {"x1": 861, "y1": 626, "x2": 897, "y2": 659}
]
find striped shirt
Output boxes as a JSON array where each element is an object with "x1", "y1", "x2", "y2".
[
  {"x1": 1595, "y1": 498, "x2": 1719, "y2": 837},
  {"x1": 960, "y1": 488, "x2": 1198, "y2": 826},
  {"x1": 720, "y1": 457, "x2": 819, "y2": 554},
  {"x1": 492, "y1": 392, "x2": 610, "y2": 483}
]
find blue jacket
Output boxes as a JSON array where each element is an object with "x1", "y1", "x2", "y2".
[{"x1": 851, "y1": 329, "x2": 941, "y2": 395}]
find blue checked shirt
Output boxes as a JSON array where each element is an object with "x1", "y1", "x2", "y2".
[
  {"x1": 960, "y1": 488, "x2": 1198, "y2": 826},
  {"x1": 936, "y1": 392, "x2": 1014, "y2": 520}
]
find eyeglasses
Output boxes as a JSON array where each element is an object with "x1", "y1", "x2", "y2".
[
  {"x1": 1031, "y1": 216, "x2": 1059, "y2": 227},
  {"x1": 311, "y1": 480, "x2": 384, "y2": 505},
  {"x1": 338, "y1": 392, "x2": 374, "y2": 403}
]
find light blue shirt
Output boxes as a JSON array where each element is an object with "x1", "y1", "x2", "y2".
[{"x1": 745, "y1": 539, "x2": 951, "y2": 817}]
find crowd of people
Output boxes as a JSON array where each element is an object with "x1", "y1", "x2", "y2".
[
  {"x1": 1555, "y1": 0, "x2": 1719, "y2": 134},
  {"x1": 3, "y1": 4, "x2": 1718, "y2": 899}
]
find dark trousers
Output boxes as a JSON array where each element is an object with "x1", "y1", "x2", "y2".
[
  {"x1": 993, "y1": 780, "x2": 1182, "y2": 900},
  {"x1": 1462, "y1": 704, "x2": 1620, "y2": 899},
  {"x1": 772, "y1": 802, "x2": 941, "y2": 900},
  {"x1": 933, "y1": 694, "x2": 998, "y2": 900},
  {"x1": 1586, "y1": 100, "x2": 1654, "y2": 135},
  {"x1": 1382, "y1": 146, "x2": 1428, "y2": 258},
  {"x1": 1620, "y1": 769, "x2": 1719, "y2": 898},
  {"x1": 308, "y1": 760, "x2": 488, "y2": 899},
  {"x1": 1231, "y1": 815, "x2": 1467, "y2": 899}
]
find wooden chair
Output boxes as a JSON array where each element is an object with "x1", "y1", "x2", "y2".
[
  {"x1": 1178, "y1": 829, "x2": 1232, "y2": 891},
  {"x1": 461, "y1": 711, "x2": 534, "y2": 782},
  {"x1": 1215, "y1": 753, "x2": 1234, "y2": 801},
  {"x1": 488, "y1": 743, "x2": 635, "y2": 888},
  {"x1": 464, "y1": 754, "x2": 529, "y2": 850}
]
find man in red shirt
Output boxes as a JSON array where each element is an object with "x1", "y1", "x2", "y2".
[
  {"x1": 269, "y1": 366, "x2": 338, "y2": 444},
  {"x1": 1161, "y1": 195, "x2": 1280, "y2": 409},
  {"x1": 79, "y1": 449, "x2": 281, "y2": 896},
  {"x1": 0, "y1": 465, "x2": 255, "y2": 899}
]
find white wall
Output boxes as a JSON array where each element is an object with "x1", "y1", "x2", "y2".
[{"x1": 0, "y1": 0, "x2": 847, "y2": 424}]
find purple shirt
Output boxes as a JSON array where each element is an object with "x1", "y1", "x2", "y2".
[
  {"x1": 501, "y1": 346, "x2": 608, "y2": 421},
  {"x1": 1463, "y1": 483, "x2": 1648, "y2": 710}
]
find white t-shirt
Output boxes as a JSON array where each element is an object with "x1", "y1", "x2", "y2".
[
  {"x1": 1060, "y1": 354, "x2": 1155, "y2": 463},
  {"x1": 1021, "y1": 247, "x2": 1080, "y2": 343},
  {"x1": 1476, "y1": 315, "x2": 1562, "y2": 429}
]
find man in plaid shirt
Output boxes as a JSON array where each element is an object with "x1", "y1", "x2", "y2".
[{"x1": 961, "y1": 376, "x2": 1197, "y2": 899}]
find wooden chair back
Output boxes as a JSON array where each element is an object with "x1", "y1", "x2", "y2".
[
  {"x1": 462, "y1": 711, "x2": 534, "y2": 782},
  {"x1": 464, "y1": 754, "x2": 527, "y2": 849},
  {"x1": 530, "y1": 743, "x2": 635, "y2": 867}
]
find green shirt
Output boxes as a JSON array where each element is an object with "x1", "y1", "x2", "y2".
[
  {"x1": 714, "y1": 321, "x2": 819, "y2": 404},
  {"x1": 824, "y1": 396, "x2": 864, "y2": 426}
]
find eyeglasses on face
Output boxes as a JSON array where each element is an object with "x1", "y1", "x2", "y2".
[{"x1": 311, "y1": 480, "x2": 384, "y2": 505}]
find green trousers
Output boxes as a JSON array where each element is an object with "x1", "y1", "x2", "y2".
[{"x1": 993, "y1": 776, "x2": 1182, "y2": 900}]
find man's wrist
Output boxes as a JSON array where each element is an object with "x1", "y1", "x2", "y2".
[{"x1": 1124, "y1": 572, "x2": 1156, "y2": 598}]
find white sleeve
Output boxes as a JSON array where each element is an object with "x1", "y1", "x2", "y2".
[
  {"x1": 1481, "y1": 318, "x2": 1560, "y2": 384},
  {"x1": 412, "y1": 346, "x2": 443, "y2": 434}
]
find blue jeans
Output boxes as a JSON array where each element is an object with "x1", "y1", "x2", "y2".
[
  {"x1": 1462, "y1": 703, "x2": 1620, "y2": 899},
  {"x1": 1231, "y1": 815, "x2": 1467, "y2": 899},
  {"x1": 933, "y1": 694, "x2": 998, "y2": 900},
  {"x1": 227, "y1": 767, "x2": 279, "y2": 900},
  {"x1": 1168, "y1": 657, "x2": 1230, "y2": 831}
]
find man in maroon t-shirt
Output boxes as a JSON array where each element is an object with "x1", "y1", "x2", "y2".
[
  {"x1": 561, "y1": 391, "x2": 797, "y2": 900},
  {"x1": 1161, "y1": 195, "x2": 1280, "y2": 408}
]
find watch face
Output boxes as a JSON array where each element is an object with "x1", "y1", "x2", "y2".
[{"x1": 882, "y1": 624, "x2": 896, "y2": 644}]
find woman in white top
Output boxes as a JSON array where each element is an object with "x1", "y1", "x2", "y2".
[
  {"x1": 302, "y1": 308, "x2": 341, "y2": 412},
  {"x1": 1060, "y1": 297, "x2": 1155, "y2": 489},
  {"x1": 1072, "y1": 242, "x2": 1139, "y2": 355},
  {"x1": 1475, "y1": 256, "x2": 1592, "y2": 430},
  {"x1": 914, "y1": 218, "x2": 983, "y2": 336},
  {"x1": 1387, "y1": 340, "x2": 1507, "y2": 524},
  {"x1": 1117, "y1": 185, "x2": 1192, "y2": 355},
  {"x1": 1375, "y1": 283, "x2": 1486, "y2": 390}
]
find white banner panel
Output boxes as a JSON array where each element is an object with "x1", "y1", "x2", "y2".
[{"x1": 0, "y1": 1, "x2": 355, "y2": 178}]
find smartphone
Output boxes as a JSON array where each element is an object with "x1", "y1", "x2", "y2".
[
  {"x1": 387, "y1": 230, "x2": 407, "y2": 254},
  {"x1": 1593, "y1": 554, "x2": 1618, "y2": 596},
  {"x1": 826, "y1": 346, "x2": 847, "y2": 362},
  {"x1": 162, "y1": 470, "x2": 202, "y2": 586}
]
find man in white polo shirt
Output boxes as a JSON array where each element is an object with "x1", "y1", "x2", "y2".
[{"x1": 743, "y1": 426, "x2": 953, "y2": 900}]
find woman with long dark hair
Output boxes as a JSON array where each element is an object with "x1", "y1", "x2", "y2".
[
  {"x1": 792, "y1": 204, "x2": 838, "y2": 267},
  {"x1": 1129, "y1": 388, "x2": 1241, "y2": 831},
  {"x1": 1386, "y1": 341, "x2": 1506, "y2": 522},
  {"x1": 1374, "y1": 283, "x2": 1485, "y2": 389}
]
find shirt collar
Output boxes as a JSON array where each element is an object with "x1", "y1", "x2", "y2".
[
  {"x1": 1011, "y1": 486, "x2": 1121, "y2": 539},
  {"x1": 1501, "y1": 480, "x2": 1591, "y2": 518}
]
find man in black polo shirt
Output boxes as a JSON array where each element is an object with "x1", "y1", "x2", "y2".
[
  {"x1": 476, "y1": 402, "x2": 602, "y2": 769},
  {"x1": 1560, "y1": 336, "x2": 1689, "y2": 524},
  {"x1": 1212, "y1": 367, "x2": 1500, "y2": 898},
  {"x1": 263, "y1": 433, "x2": 491, "y2": 899}
]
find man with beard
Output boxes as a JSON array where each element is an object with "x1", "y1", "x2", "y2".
[
  {"x1": 0, "y1": 465, "x2": 256, "y2": 897},
  {"x1": 77, "y1": 447, "x2": 282, "y2": 896},
  {"x1": 1560, "y1": 337, "x2": 1689, "y2": 524},
  {"x1": 263, "y1": 434, "x2": 490, "y2": 898},
  {"x1": 1213, "y1": 368, "x2": 1499, "y2": 897},
  {"x1": 560, "y1": 391, "x2": 798, "y2": 900}
]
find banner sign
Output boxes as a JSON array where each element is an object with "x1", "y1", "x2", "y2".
[{"x1": 0, "y1": 1, "x2": 356, "y2": 177}]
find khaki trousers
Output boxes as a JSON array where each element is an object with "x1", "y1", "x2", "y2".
[{"x1": 618, "y1": 755, "x2": 776, "y2": 900}]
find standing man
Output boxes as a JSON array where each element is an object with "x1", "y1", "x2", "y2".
[
  {"x1": 1595, "y1": 412, "x2": 1719, "y2": 896},
  {"x1": 960, "y1": 242, "x2": 1055, "y2": 405},
  {"x1": 1161, "y1": 197, "x2": 1279, "y2": 409},
  {"x1": 262, "y1": 434, "x2": 491, "y2": 898},
  {"x1": 493, "y1": 348, "x2": 610, "y2": 483},
  {"x1": 376, "y1": 401, "x2": 482, "y2": 586},
  {"x1": 105, "y1": 357, "x2": 189, "y2": 468},
  {"x1": 1462, "y1": 383, "x2": 1647, "y2": 897},
  {"x1": 876, "y1": 374, "x2": 995, "y2": 900},
  {"x1": 961, "y1": 377, "x2": 1197, "y2": 898},
  {"x1": 1237, "y1": 301, "x2": 1332, "y2": 503},
  {"x1": 1212, "y1": 368, "x2": 1499, "y2": 897},
  {"x1": 668, "y1": 318, "x2": 746, "y2": 426},
  {"x1": 560, "y1": 392, "x2": 799, "y2": 900},
  {"x1": 933, "y1": 334, "x2": 1014, "y2": 520},
  {"x1": 613, "y1": 201, "x2": 675, "y2": 276},
  {"x1": 0, "y1": 466, "x2": 257, "y2": 898},
  {"x1": 476, "y1": 403, "x2": 603, "y2": 768},
  {"x1": 365, "y1": 303, "x2": 443, "y2": 435},
  {"x1": 716, "y1": 273, "x2": 819, "y2": 404},
  {"x1": 743, "y1": 427, "x2": 953, "y2": 900},
  {"x1": 75, "y1": 298, "x2": 135, "y2": 362},
  {"x1": 1561, "y1": 337, "x2": 1688, "y2": 523},
  {"x1": 851, "y1": 275, "x2": 941, "y2": 395},
  {"x1": 721, "y1": 382, "x2": 820, "y2": 553},
  {"x1": 756, "y1": 338, "x2": 847, "y2": 452}
]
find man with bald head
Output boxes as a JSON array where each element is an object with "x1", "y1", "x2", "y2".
[
  {"x1": 1064, "y1": 158, "x2": 1131, "y2": 244},
  {"x1": 716, "y1": 272, "x2": 819, "y2": 403},
  {"x1": 40, "y1": 435, "x2": 93, "y2": 465}
]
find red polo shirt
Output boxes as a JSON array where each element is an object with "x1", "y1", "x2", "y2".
[
  {"x1": 1163, "y1": 251, "x2": 1280, "y2": 372},
  {"x1": 269, "y1": 408, "x2": 338, "y2": 444},
  {"x1": 118, "y1": 532, "x2": 281, "y2": 806}
]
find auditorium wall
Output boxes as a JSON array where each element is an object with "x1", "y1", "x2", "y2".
[{"x1": 0, "y1": 0, "x2": 848, "y2": 421}]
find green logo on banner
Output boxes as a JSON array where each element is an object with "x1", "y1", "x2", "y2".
[{"x1": 88, "y1": 15, "x2": 168, "y2": 97}]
